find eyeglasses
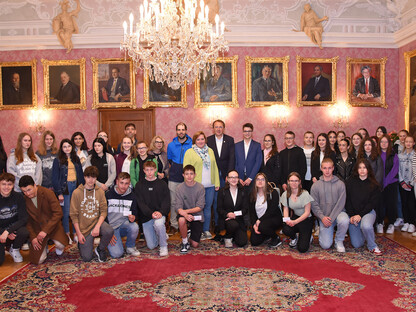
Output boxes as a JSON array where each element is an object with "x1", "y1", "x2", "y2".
[
  {"x1": 98, "y1": 134, "x2": 107, "y2": 138},
  {"x1": 264, "y1": 140, "x2": 272, "y2": 142},
  {"x1": 243, "y1": 130, "x2": 253, "y2": 133},
  {"x1": 256, "y1": 178, "x2": 265, "y2": 181},
  {"x1": 228, "y1": 176, "x2": 239, "y2": 179},
  {"x1": 137, "y1": 147, "x2": 147, "y2": 150},
  {"x1": 155, "y1": 141, "x2": 164, "y2": 144},
  {"x1": 284, "y1": 137, "x2": 294, "y2": 140},
  {"x1": 288, "y1": 180, "x2": 300, "y2": 183}
]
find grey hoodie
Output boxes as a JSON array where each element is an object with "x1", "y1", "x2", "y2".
[{"x1": 310, "y1": 175, "x2": 346, "y2": 221}]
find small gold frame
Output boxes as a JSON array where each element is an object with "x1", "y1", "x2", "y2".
[
  {"x1": 296, "y1": 56, "x2": 339, "y2": 106},
  {"x1": 346, "y1": 57, "x2": 387, "y2": 108},
  {"x1": 42, "y1": 58, "x2": 86, "y2": 110},
  {"x1": 91, "y1": 57, "x2": 136, "y2": 109},
  {"x1": 142, "y1": 71, "x2": 187, "y2": 108},
  {"x1": 194, "y1": 55, "x2": 239, "y2": 108},
  {"x1": 0, "y1": 59, "x2": 37, "y2": 110},
  {"x1": 245, "y1": 56, "x2": 289, "y2": 107},
  {"x1": 404, "y1": 49, "x2": 416, "y2": 131}
]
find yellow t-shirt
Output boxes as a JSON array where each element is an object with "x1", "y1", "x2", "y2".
[{"x1": 67, "y1": 159, "x2": 76, "y2": 182}]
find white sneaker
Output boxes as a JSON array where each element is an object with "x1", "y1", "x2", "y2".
[
  {"x1": 224, "y1": 238, "x2": 233, "y2": 248},
  {"x1": 407, "y1": 224, "x2": 416, "y2": 233},
  {"x1": 289, "y1": 237, "x2": 298, "y2": 248},
  {"x1": 376, "y1": 223, "x2": 384, "y2": 234},
  {"x1": 73, "y1": 234, "x2": 78, "y2": 243},
  {"x1": 159, "y1": 246, "x2": 168, "y2": 257},
  {"x1": 394, "y1": 218, "x2": 404, "y2": 227},
  {"x1": 94, "y1": 238, "x2": 101, "y2": 245},
  {"x1": 313, "y1": 224, "x2": 319, "y2": 236},
  {"x1": 386, "y1": 224, "x2": 395, "y2": 234},
  {"x1": 370, "y1": 246, "x2": 383, "y2": 256},
  {"x1": 412, "y1": 231, "x2": 416, "y2": 237},
  {"x1": 401, "y1": 223, "x2": 409, "y2": 232},
  {"x1": 126, "y1": 247, "x2": 141, "y2": 256},
  {"x1": 21, "y1": 243, "x2": 29, "y2": 251},
  {"x1": 56, "y1": 248, "x2": 64, "y2": 256},
  {"x1": 335, "y1": 241, "x2": 346, "y2": 253},
  {"x1": 9, "y1": 248, "x2": 23, "y2": 263},
  {"x1": 201, "y1": 231, "x2": 212, "y2": 240}
]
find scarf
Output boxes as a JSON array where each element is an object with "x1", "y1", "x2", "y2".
[{"x1": 193, "y1": 144, "x2": 210, "y2": 170}]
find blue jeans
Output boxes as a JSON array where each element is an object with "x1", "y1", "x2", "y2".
[
  {"x1": 212, "y1": 173, "x2": 225, "y2": 227},
  {"x1": 203, "y1": 186, "x2": 216, "y2": 232},
  {"x1": 318, "y1": 211, "x2": 349, "y2": 249},
  {"x1": 62, "y1": 181, "x2": 77, "y2": 233},
  {"x1": 349, "y1": 210, "x2": 377, "y2": 251},
  {"x1": 142, "y1": 216, "x2": 167, "y2": 250},
  {"x1": 107, "y1": 219, "x2": 139, "y2": 258}
]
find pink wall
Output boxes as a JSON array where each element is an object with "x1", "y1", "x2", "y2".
[{"x1": 0, "y1": 46, "x2": 402, "y2": 152}]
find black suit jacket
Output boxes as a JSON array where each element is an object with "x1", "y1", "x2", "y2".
[
  {"x1": 260, "y1": 151, "x2": 281, "y2": 186},
  {"x1": 105, "y1": 77, "x2": 130, "y2": 101},
  {"x1": 353, "y1": 76, "x2": 380, "y2": 98},
  {"x1": 207, "y1": 134, "x2": 235, "y2": 178},
  {"x1": 310, "y1": 150, "x2": 336, "y2": 180},
  {"x1": 55, "y1": 81, "x2": 80, "y2": 103},
  {"x1": 217, "y1": 186, "x2": 248, "y2": 230},
  {"x1": 302, "y1": 75, "x2": 330, "y2": 101}
]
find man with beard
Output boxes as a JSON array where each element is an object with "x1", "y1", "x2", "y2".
[{"x1": 3, "y1": 73, "x2": 31, "y2": 105}]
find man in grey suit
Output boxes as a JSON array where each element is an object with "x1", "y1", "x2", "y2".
[{"x1": 252, "y1": 65, "x2": 282, "y2": 102}]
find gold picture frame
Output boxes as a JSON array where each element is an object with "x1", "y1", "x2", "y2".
[
  {"x1": 142, "y1": 71, "x2": 187, "y2": 108},
  {"x1": 0, "y1": 59, "x2": 37, "y2": 110},
  {"x1": 346, "y1": 57, "x2": 387, "y2": 108},
  {"x1": 194, "y1": 55, "x2": 238, "y2": 108},
  {"x1": 296, "y1": 56, "x2": 339, "y2": 106},
  {"x1": 245, "y1": 56, "x2": 289, "y2": 107},
  {"x1": 91, "y1": 57, "x2": 136, "y2": 109},
  {"x1": 404, "y1": 49, "x2": 416, "y2": 133},
  {"x1": 42, "y1": 58, "x2": 86, "y2": 110}
]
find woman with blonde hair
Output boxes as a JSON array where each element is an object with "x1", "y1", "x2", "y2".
[
  {"x1": 114, "y1": 136, "x2": 137, "y2": 176},
  {"x1": 36, "y1": 130, "x2": 59, "y2": 189},
  {"x1": 149, "y1": 135, "x2": 169, "y2": 182},
  {"x1": 7, "y1": 132, "x2": 42, "y2": 192}
]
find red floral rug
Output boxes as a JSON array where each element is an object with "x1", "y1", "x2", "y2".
[{"x1": 0, "y1": 236, "x2": 415, "y2": 312}]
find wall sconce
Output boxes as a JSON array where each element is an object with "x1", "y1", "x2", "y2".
[
  {"x1": 207, "y1": 105, "x2": 226, "y2": 127},
  {"x1": 329, "y1": 102, "x2": 351, "y2": 128},
  {"x1": 270, "y1": 105, "x2": 290, "y2": 128},
  {"x1": 29, "y1": 109, "x2": 47, "y2": 135}
]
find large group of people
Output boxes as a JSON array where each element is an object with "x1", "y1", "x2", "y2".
[{"x1": 1, "y1": 121, "x2": 415, "y2": 266}]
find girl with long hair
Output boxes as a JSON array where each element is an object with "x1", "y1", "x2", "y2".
[
  {"x1": 357, "y1": 138, "x2": 384, "y2": 185},
  {"x1": 71, "y1": 131, "x2": 89, "y2": 169},
  {"x1": 302, "y1": 131, "x2": 315, "y2": 192},
  {"x1": 346, "y1": 159, "x2": 382, "y2": 256},
  {"x1": 375, "y1": 126, "x2": 387, "y2": 139},
  {"x1": 183, "y1": 131, "x2": 220, "y2": 240},
  {"x1": 0, "y1": 135, "x2": 7, "y2": 174},
  {"x1": 281, "y1": 172, "x2": 314, "y2": 253},
  {"x1": 249, "y1": 172, "x2": 282, "y2": 247},
  {"x1": 327, "y1": 130, "x2": 337, "y2": 152},
  {"x1": 335, "y1": 138, "x2": 356, "y2": 182},
  {"x1": 36, "y1": 130, "x2": 58, "y2": 189},
  {"x1": 261, "y1": 134, "x2": 280, "y2": 187},
  {"x1": 52, "y1": 139, "x2": 85, "y2": 243},
  {"x1": 85, "y1": 138, "x2": 116, "y2": 192},
  {"x1": 349, "y1": 132, "x2": 363, "y2": 158},
  {"x1": 7, "y1": 132, "x2": 42, "y2": 191},
  {"x1": 148, "y1": 135, "x2": 169, "y2": 182},
  {"x1": 217, "y1": 170, "x2": 248, "y2": 248},
  {"x1": 357, "y1": 128, "x2": 369, "y2": 139},
  {"x1": 376, "y1": 134, "x2": 399, "y2": 234},
  {"x1": 114, "y1": 136, "x2": 137, "y2": 176},
  {"x1": 311, "y1": 133, "x2": 336, "y2": 182}
]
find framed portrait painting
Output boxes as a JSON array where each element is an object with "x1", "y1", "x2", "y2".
[
  {"x1": 42, "y1": 58, "x2": 86, "y2": 109},
  {"x1": 0, "y1": 59, "x2": 37, "y2": 110},
  {"x1": 142, "y1": 71, "x2": 187, "y2": 108},
  {"x1": 91, "y1": 58, "x2": 136, "y2": 109},
  {"x1": 346, "y1": 57, "x2": 387, "y2": 108},
  {"x1": 404, "y1": 49, "x2": 416, "y2": 134},
  {"x1": 194, "y1": 55, "x2": 238, "y2": 108},
  {"x1": 296, "y1": 56, "x2": 338, "y2": 106},
  {"x1": 245, "y1": 56, "x2": 289, "y2": 107}
]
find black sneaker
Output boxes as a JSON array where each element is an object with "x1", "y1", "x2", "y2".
[
  {"x1": 180, "y1": 242, "x2": 190, "y2": 254},
  {"x1": 268, "y1": 236, "x2": 282, "y2": 248},
  {"x1": 95, "y1": 246, "x2": 107, "y2": 262}
]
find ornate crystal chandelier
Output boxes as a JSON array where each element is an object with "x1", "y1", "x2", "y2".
[{"x1": 121, "y1": 0, "x2": 229, "y2": 90}]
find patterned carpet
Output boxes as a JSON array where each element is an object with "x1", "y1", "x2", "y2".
[{"x1": 0, "y1": 236, "x2": 415, "y2": 312}]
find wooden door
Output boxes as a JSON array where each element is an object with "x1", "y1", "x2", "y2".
[{"x1": 98, "y1": 109, "x2": 155, "y2": 150}]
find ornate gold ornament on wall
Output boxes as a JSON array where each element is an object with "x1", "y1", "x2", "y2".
[
  {"x1": 52, "y1": 0, "x2": 80, "y2": 53},
  {"x1": 404, "y1": 49, "x2": 416, "y2": 132}
]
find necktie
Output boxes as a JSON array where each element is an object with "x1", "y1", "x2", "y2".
[
  {"x1": 314, "y1": 77, "x2": 319, "y2": 88},
  {"x1": 365, "y1": 78, "x2": 369, "y2": 94},
  {"x1": 111, "y1": 79, "x2": 117, "y2": 92}
]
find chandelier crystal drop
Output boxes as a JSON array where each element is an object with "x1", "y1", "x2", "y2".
[{"x1": 121, "y1": 0, "x2": 229, "y2": 90}]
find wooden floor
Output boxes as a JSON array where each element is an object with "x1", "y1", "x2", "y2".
[{"x1": 1, "y1": 230, "x2": 415, "y2": 282}]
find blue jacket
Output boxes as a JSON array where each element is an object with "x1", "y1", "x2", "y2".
[
  {"x1": 52, "y1": 158, "x2": 85, "y2": 196},
  {"x1": 167, "y1": 135, "x2": 193, "y2": 182},
  {"x1": 235, "y1": 140, "x2": 262, "y2": 181}
]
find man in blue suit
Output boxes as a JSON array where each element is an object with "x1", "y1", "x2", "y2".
[
  {"x1": 101, "y1": 67, "x2": 130, "y2": 102},
  {"x1": 235, "y1": 123, "x2": 262, "y2": 190}
]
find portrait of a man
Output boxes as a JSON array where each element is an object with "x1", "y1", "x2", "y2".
[
  {"x1": 251, "y1": 64, "x2": 282, "y2": 102},
  {"x1": 302, "y1": 64, "x2": 331, "y2": 101},
  {"x1": 55, "y1": 71, "x2": 80, "y2": 104},
  {"x1": 100, "y1": 67, "x2": 130, "y2": 102},
  {"x1": 48, "y1": 65, "x2": 81, "y2": 104},
  {"x1": 1, "y1": 65, "x2": 33, "y2": 108},
  {"x1": 149, "y1": 80, "x2": 182, "y2": 102},
  {"x1": 352, "y1": 65, "x2": 380, "y2": 100},
  {"x1": 200, "y1": 64, "x2": 232, "y2": 102},
  {"x1": 406, "y1": 51, "x2": 416, "y2": 135}
]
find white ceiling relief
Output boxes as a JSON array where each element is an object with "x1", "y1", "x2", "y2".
[{"x1": 0, "y1": 0, "x2": 415, "y2": 50}]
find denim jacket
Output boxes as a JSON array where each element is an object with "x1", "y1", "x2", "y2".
[
  {"x1": 52, "y1": 157, "x2": 85, "y2": 195},
  {"x1": 398, "y1": 150, "x2": 414, "y2": 185}
]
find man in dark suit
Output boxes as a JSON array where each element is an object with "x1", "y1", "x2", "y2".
[
  {"x1": 3, "y1": 73, "x2": 31, "y2": 105},
  {"x1": 252, "y1": 64, "x2": 282, "y2": 102},
  {"x1": 235, "y1": 123, "x2": 262, "y2": 191},
  {"x1": 55, "y1": 71, "x2": 80, "y2": 103},
  {"x1": 207, "y1": 119, "x2": 235, "y2": 234},
  {"x1": 302, "y1": 65, "x2": 330, "y2": 101},
  {"x1": 101, "y1": 67, "x2": 130, "y2": 102},
  {"x1": 353, "y1": 65, "x2": 380, "y2": 100}
]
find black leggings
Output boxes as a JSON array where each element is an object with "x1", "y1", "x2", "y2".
[
  {"x1": 0, "y1": 226, "x2": 29, "y2": 266},
  {"x1": 250, "y1": 216, "x2": 282, "y2": 246},
  {"x1": 282, "y1": 216, "x2": 313, "y2": 253},
  {"x1": 377, "y1": 182, "x2": 398, "y2": 225},
  {"x1": 225, "y1": 219, "x2": 248, "y2": 247},
  {"x1": 399, "y1": 186, "x2": 416, "y2": 225}
]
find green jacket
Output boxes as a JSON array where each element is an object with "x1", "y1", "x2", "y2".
[{"x1": 129, "y1": 156, "x2": 158, "y2": 187}]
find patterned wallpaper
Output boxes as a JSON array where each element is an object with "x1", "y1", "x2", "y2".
[{"x1": 0, "y1": 44, "x2": 411, "y2": 153}]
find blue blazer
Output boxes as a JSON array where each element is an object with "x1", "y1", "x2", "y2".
[{"x1": 235, "y1": 140, "x2": 262, "y2": 181}]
